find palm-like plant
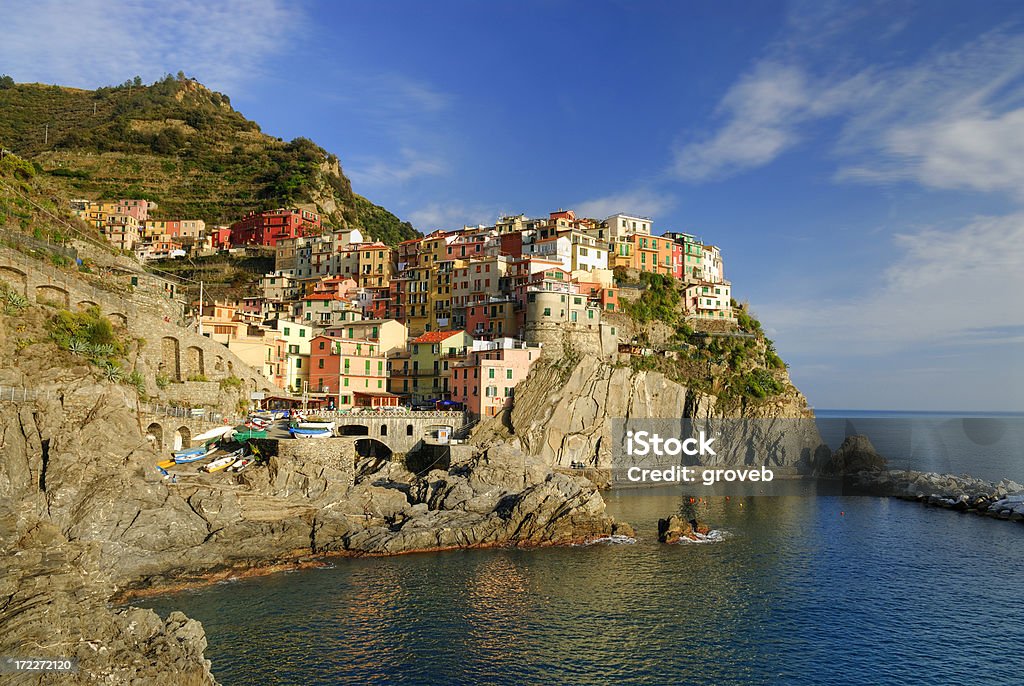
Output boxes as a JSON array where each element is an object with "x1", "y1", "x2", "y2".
[
  {"x1": 102, "y1": 362, "x2": 123, "y2": 383},
  {"x1": 68, "y1": 339, "x2": 88, "y2": 355}
]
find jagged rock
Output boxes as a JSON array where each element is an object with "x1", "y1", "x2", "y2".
[
  {"x1": 817, "y1": 434, "x2": 888, "y2": 476},
  {"x1": 478, "y1": 355, "x2": 824, "y2": 471}
]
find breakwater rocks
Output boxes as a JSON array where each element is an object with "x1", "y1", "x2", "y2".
[
  {"x1": 849, "y1": 470, "x2": 1024, "y2": 522},
  {"x1": 819, "y1": 435, "x2": 1024, "y2": 523}
]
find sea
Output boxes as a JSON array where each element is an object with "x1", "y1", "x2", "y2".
[{"x1": 138, "y1": 411, "x2": 1024, "y2": 685}]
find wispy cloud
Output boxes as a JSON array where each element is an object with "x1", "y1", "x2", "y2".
[
  {"x1": 574, "y1": 187, "x2": 677, "y2": 220},
  {"x1": 672, "y1": 17, "x2": 1024, "y2": 194},
  {"x1": 407, "y1": 203, "x2": 499, "y2": 232},
  {"x1": 0, "y1": 0, "x2": 304, "y2": 93},
  {"x1": 758, "y1": 211, "x2": 1024, "y2": 355},
  {"x1": 348, "y1": 148, "x2": 448, "y2": 188}
]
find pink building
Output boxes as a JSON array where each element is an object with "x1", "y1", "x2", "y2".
[{"x1": 449, "y1": 341, "x2": 542, "y2": 417}]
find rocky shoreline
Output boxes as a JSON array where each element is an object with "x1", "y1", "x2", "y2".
[
  {"x1": 848, "y1": 469, "x2": 1024, "y2": 521},
  {"x1": 0, "y1": 369, "x2": 637, "y2": 685},
  {"x1": 820, "y1": 435, "x2": 1024, "y2": 522}
]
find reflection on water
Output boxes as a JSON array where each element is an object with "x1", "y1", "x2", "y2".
[{"x1": 138, "y1": 491, "x2": 1024, "y2": 685}]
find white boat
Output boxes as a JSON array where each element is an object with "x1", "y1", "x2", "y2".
[
  {"x1": 297, "y1": 421, "x2": 335, "y2": 431},
  {"x1": 230, "y1": 458, "x2": 254, "y2": 472},
  {"x1": 290, "y1": 427, "x2": 332, "y2": 439},
  {"x1": 192, "y1": 425, "x2": 235, "y2": 442},
  {"x1": 202, "y1": 452, "x2": 241, "y2": 473}
]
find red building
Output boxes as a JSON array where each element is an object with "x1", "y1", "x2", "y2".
[
  {"x1": 211, "y1": 227, "x2": 232, "y2": 250},
  {"x1": 229, "y1": 208, "x2": 322, "y2": 247}
]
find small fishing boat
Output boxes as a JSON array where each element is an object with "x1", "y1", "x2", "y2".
[
  {"x1": 297, "y1": 421, "x2": 334, "y2": 431},
  {"x1": 157, "y1": 459, "x2": 176, "y2": 469},
  {"x1": 157, "y1": 465, "x2": 171, "y2": 479},
  {"x1": 202, "y1": 456, "x2": 237, "y2": 473},
  {"x1": 173, "y1": 445, "x2": 206, "y2": 457},
  {"x1": 230, "y1": 457, "x2": 254, "y2": 472},
  {"x1": 202, "y1": 449, "x2": 244, "y2": 473},
  {"x1": 174, "y1": 447, "x2": 217, "y2": 464},
  {"x1": 234, "y1": 429, "x2": 268, "y2": 440},
  {"x1": 192, "y1": 425, "x2": 235, "y2": 442},
  {"x1": 289, "y1": 427, "x2": 332, "y2": 439}
]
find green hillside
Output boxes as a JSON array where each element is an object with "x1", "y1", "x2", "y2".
[{"x1": 0, "y1": 74, "x2": 418, "y2": 245}]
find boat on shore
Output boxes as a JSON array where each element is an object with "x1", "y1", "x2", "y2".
[
  {"x1": 202, "y1": 449, "x2": 244, "y2": 473},
  {"x1": 192, "y1": 425, "x2": 235, "y2": 442},
  {"x1": 230, "y1": 458, "x2": 254, "y2": 472},
  {"x1": 174, "y1": 447, "x2": 217, "y2": 464},
  {"x1": 289, "y1": 427, "x2": 332, "y2": 439},
  {"x1": 296, "y1": 421, "x2": 334, "y2": 431}
]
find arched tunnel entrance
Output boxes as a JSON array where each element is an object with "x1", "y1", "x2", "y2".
[
  {"x1": 354, "y1": 438, "x2": 392, "y2": 460},
  {"x1": 146, "y1": 422, "x2": 163, "y2": 450}
]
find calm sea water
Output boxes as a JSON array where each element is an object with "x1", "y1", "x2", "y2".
[
  {"x1": 814, "y1": 410, "x2": 1024, "y2": 482},
  {"x1": 137, "y1": 412, "x2": 1024, "y2": 685}
]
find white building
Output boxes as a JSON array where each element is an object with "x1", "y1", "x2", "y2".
[{"x1": 603, "y1": 213, "x2": 653, "y2": 242}]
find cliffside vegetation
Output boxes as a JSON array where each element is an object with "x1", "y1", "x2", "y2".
[
  {"x1": 0, "y1": 73, "x2": 418, "y2": 244},
  {"x1": 616, "y1": 272, "x2": 792, "y2": 405}
]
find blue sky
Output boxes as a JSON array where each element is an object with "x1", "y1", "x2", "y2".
[{"x1": 2, "y1": 0, "x2": 1022, "y2": 411}]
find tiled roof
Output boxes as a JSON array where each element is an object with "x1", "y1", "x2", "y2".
[{"x1": 413, "y1": 330, "x2": 463, "y2": 343}]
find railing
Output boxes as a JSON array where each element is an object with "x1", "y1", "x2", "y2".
[
  {"x1": 0, "y1": 385, "x2": 48, "y2": 403},
  {"x1": 318, "y1": 408, "x2": 467, "y2": 423},
  {"x1": 141, "y1": 402, "x2": 234, "y2": 425}
]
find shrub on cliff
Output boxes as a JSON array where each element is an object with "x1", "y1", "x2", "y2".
[
  {"x1": 741, "y1": 369, "x2": 784, "y2": 399},
  {"x1": 47, "y1": 306, "x2": 126, "y2": 358}
]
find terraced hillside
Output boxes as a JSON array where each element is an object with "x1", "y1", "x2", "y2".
[{"x1": 0, "y1": 74, "x2": 418, "y2": 245}]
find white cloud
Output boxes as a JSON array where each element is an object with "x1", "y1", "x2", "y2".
[
  {"x1": 0, "y1": 0, "x2": 303, "y2": 93},
  {"x1": 407, "y1": 203, "x2": 498, "y2": 232},
  {"x1": 672, "y1": 22, "x2": 1024, "y2": 193},
  {"x1": 348, "y1": 148, "x2": 448, "y2": 187},
  {"x1": 757, "y1": 212, "x2": 1024, "y2": 356},
  {"x1": 673, "y1": 63, "x2": 816, "y2": 181},
  {"x1": 574, "y1": 187, "x2": 677, "y2": 220}
]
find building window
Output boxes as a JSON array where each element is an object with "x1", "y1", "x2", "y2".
[
  {"x1": 506, "y1": 369, "x2": 513, "y2": 380},
  {"x1": 318, "y1": 359, "x2": 324, "y2": 369}
]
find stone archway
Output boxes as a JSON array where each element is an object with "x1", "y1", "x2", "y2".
[
  {"x1": 172, "y1": 426, "x2": 191, "y2": 451},
  {"x1": 339, "y1": 424, "x2": 370, "y2": 436},
  {"x1": 161, "y1": 337, "x2": 181, "y2": 381},
  {"x1": 76, "y1": 300, "x2": 99, "y2": 310},
  {"x1": 146, "y1": 422, "x2": 164, "y2": 450},
  {"x1": 107, "y1": 312, "x2": 128, "y2": 327},
  {"x1": 0, "y1": 265, "x2": 27, "y2": 295},
  {"x1": 354, "y1": 438, "x2": 392, "y2": 460},
  {"x1": 35, "y1": 284, "x2": 70, "y2": 308},
  {"x1": 186, "y1": 346, "x2": 205, "y2": 378}
]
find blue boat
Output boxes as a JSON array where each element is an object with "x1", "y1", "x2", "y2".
[
  {"x1": 173, "y1": 445, "x2": 206, "y2": 457},
  {"x1": 174, "y1": 447, "x2": 216, "y2": 464}
]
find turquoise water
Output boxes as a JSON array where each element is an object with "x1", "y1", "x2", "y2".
[{"x1": 139, "y1": 491, "x2": 1023, "y2": 685}]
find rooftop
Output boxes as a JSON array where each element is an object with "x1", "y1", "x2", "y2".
[{"x1": 413, "y1": 330, "x2": 464, "y2": 344}]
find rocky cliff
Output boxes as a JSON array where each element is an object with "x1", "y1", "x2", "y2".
[
  {"x1": 0, "y1": 375, "x2": 622, "y2": 684},
  {"x1": 478, "y1": 353, "x2": 826, "y2": 472}
]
